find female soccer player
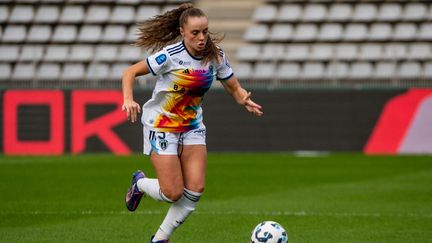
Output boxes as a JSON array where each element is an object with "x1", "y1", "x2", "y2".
[{"x1": 122, "y1": 3, "x2": 263, "y2": 242}]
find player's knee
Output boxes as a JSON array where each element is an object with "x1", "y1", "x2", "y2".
[
  {"x1": 188, "y1": 185, "x2": 205, "y2": 194},
  {"x1": 162, "y1": 188, "x2": 183, "y2": 202}
]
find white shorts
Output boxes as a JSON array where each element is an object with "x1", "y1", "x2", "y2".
[{"x1": 143, "y1": 125, "x2": 206, "y2": 155}]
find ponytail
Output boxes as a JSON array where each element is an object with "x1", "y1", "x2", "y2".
[{"x1": 135, "y1": 3, "x2": 223, "y2": 64}]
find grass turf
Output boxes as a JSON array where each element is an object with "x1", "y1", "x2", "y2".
[{"x1": 0, "y1": 153, "x2": 431, "y2": 242}]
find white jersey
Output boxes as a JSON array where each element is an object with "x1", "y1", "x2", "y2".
[{"x1": 142, "y1": 41, "x2": 234, "y2": 132}]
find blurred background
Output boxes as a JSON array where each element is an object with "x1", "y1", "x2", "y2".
[{"x1": 1, "y1": 0, "x2": 432, "y2": 155}]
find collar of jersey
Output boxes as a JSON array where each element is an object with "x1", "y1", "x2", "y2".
[{"x1": 182, "y1": 41, "x2": 203, "y2": 61}]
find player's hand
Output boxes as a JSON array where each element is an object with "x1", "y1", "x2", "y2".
[
  {"x1": 243, "y1": 92, "x2": 263, "y2": 116},
  {"x1": 122, "y1": 100, "x2": 141, "y2": 123}
]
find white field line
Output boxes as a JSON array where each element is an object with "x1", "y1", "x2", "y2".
[{"x1": 0, "y1": 210, "x2": 431, "y2": 218}]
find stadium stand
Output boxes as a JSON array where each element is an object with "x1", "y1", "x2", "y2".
[
  {"x1": 0, "y1": 0, "x2": 193, "y2": 87},
  {"x1": 0, "y1": 0, "x2": 431, "y2": 88},
  {"x1": 237, "y1": 0, "x2": 432, "y2": 86}
]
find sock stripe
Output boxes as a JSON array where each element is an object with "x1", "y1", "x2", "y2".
[{"x1": 183, "y1": 191, "x2": 200, "y2": 202}]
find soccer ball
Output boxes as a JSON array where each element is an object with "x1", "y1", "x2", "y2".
[{"x1": 250, "y1": 221, "x2": 288, "y2": 243}]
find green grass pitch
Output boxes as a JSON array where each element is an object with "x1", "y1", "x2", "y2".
[{"x1": 0, "y1": 153, "x2": 432, "y2": 242}]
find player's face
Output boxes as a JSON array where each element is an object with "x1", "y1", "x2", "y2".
[{"x1": 180, "y1": 16, "x2": 209, "y2": 56}]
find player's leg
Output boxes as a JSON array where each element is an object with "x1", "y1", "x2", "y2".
[
  {"x1": 126, "y1": 128, "x2": 183, "y2": 211},
  {"x1": 152, "y1": 129, "x2": 207, "y2": 242}
]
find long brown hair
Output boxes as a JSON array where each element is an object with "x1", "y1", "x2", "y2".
[{"x1": 135, "y1": 3, "x2": 223, "y2": 64}]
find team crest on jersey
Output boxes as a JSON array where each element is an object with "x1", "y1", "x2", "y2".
[
  {"x1": 156, "y1": 54, "x2": 167, "y2": 65},
  {"x1": 159, "y1": 139, "x2": 168, "y2": 151}
]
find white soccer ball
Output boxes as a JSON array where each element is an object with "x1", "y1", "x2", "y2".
[{"x1": 250, "y1": 221, "x2": 288, "y2": 243}]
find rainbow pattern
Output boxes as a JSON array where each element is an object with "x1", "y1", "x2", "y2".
[{"x1": 154, "y1": 68, "x2": 214, "y2": 132}]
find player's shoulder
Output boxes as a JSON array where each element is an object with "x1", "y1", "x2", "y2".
[{"x1": 164, "y1": 41, "x2": 186, "y2": 57}]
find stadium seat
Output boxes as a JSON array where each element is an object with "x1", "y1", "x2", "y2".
[
  {"x1": 326, "y1": 62, "x2": 349, "y2": 79},
  {"x1": 269, "y1": 24, "x2": 293, "y2": 42},
  {"x1": 293, "y1": 24, "x2": 318, "y2": 41},
  {"x1": 349, "y1": 62, "x2": 373, "y2": 79},
  {"x1": 2, "y1": 25, "x2": 27, "y2": 42},
  {"x1": 94, "y1": 44, "x2": 118, "y2": 61},
  {"x1": 109, "y1": 63, "x2": 130, "y2": 80},
  {"x1": 283, "y1": 44, "x2": 309, "y2": 61},
  {"x1": 86, "y1": 63, "x2": 109, "y2": 80},
  {"x1": 403, "y1": 3, "x2": 427, "y2": 21},
  {"x1": 276, "y1": 62, "x2": 301, "y2": 80},
  {"x1": 0, "y1": 6, "x2": 8, "y2": 22},
  {"x1": 358, "y1": 44, "x2": 382, "y2": 60},
  {"x1": 102, "y1": 25, "x2": 126, "y2": 42},
  {"x1": 44, "y1": 45, "x2": 69, "y2": 61},
  {"x1": 302, "y1": 4, "x2": 326, "y2": 22},
  {"x1": 327, "y1": 4, "x2": 351, "y2": 21},
  {"x1": 236, "y1": 44, "x2": 260, "y2": 61},
  {"x1": 233, "y1": 62, "x2": 252, "y2": 80},
  {"x1": 424, "y1": 62, "x2": 432, "y2": 78},
  {"x1": 34, "y1": 6, "x2": 59, "y2": 23},
  {"x1": 253, "y1": 62, "x2": 276, "y2": 80},
  {"x1": 278, "y1": 4, "x2": 302, "y2": 22},
  {"x1": 69, "y1": 45, "x2": 94, "y2": 62},
  {"x1": 61, "y1": 63, "x2": 85, "y2": 80},
  {"x1": 383, "y1": 43, "x2": 407, "y2": 60},
  {"x1": 398, "y1": 61, "x2": 422, "y2": 79},
  {"x1": 77, "y1": 25, "x2": 102, "y2": 43},
  {"x1": 261, "y1": 44, "x2": 284, "y2": 61},
  {"x1": 9, "y1": 5, "x2": 34, "y2": 23},
  {"x1": 310, "y1": 44, "x2": 333, "y2": 61},
  {"x1": 408, "y1": 43, "x2": 431, "y2": 60},
  {"x1": 126, "y1": 25, "x2": 138, "y2": 42},
  {"x1": 85, "y1": 6, "x2": 111, "y2": 23},
  {"x1": 60, "y1": 6, "x2": 85, "y2": 23},
  {"x1": 252, "y1": 5, "x2": 277, "y2": 22},
  {"x1": 302, "y1": 62, "x2": 325, "y2": 80},
  {"x1": 377, "y1": 3, "x2": 402, "y2": 21},
  {"x1": 0, "y1": 45, "x2": 20, "y2": 61},
  {"x1": 318, "y1": 24, "x2": 343, "y2": 41},
  {"x1": 374, "y1": 62, "x2": 397, "y2": 79},
  {"x1": 52, "y1": 25, "x2": 77, "y2": 43},
  {"x1": 419, "y1": 23, "x2": 432, "y2": 40},
  {"x1": 393, "y1": 23, "x2": 417, "y2": 41},
  {"x1": 27, "y1": 25, "x2": 51, "y2": 42},
  {"x1": 136, "y1": 6, "x2": 160, "y2": 22},
  {"x1": 343, "y1": 24, "x2": 367, "y2": 41},
  {"x1": 19, "y1": 45, "x2": 44, "y2": 61},
  {"x1": 369, "y1": 23, "x2": 392, "y2": 41},
  {"x1": 110, "y1": 6, "x2": 135, "y2": 23},
  {"x1": 0, "y1": 63, "x2": 12, "y2": 80},
  {"x1": 335, "y1": 44, "x2": 357, "y2": 60},
  {"x1": 12, "y1": 63, "x2": 36, "y2": 80},
  {"x1": 244, "y1": 25, "x2": 269, "y2": 42},
  {"x1": 37, "y1": 63, "x2": 61, "y2": 80},
  {"x1": 118, "y1": 45, "x2": 142, "y2": 61},
  {"x1": 352, "y1": 4, "x2": 377, "y2": 21}
]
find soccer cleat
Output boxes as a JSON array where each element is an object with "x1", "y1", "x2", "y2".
[
  {"x1": 125, "y1": 170, "x2": 145, "y2": 211},
  {"x1": 150, "y1": 236, "x2": 169, "y2": 243}
]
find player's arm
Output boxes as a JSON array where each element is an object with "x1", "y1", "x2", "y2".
[
  {"x1": 221, "y1": 75, "x2": 263, "y2": 116},
  {"x1": 122, "y1": 60, "x2": 150, "y2": 123}
]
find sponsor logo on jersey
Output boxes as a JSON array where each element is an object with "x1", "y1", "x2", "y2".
[
  {"x1": 155, "y1": 54, "x2": 167, "y2": 65},
  {"x1": 193, "y1": 129, "x2": 206, "y2": 134},
  {"x1": 179, "y1": 60, "x2": 191, "y2": 65}
]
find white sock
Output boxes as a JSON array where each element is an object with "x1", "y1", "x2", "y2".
[
  {"x1": 137, "y1": 178, "x2": 173, "y2": 203},
  {"x1": 153, "y1": 188, "x2": 202, "y2": 241}
]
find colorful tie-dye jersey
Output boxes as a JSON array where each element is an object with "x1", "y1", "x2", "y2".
[{"x1": 142, "y1": 41, "x2": 234, "y2": 132}]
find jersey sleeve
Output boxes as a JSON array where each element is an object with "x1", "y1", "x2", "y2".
[
  {"x1": 216, "y1": 50, "x2": 234, "y2": 81},
  {"x1": 146, "y1": 49, "x2": 170, "y2": 76}
]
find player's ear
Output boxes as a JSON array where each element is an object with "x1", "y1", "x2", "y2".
[{"x1": 180, "y1": 27, "x2": 185, "y2": 37}]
